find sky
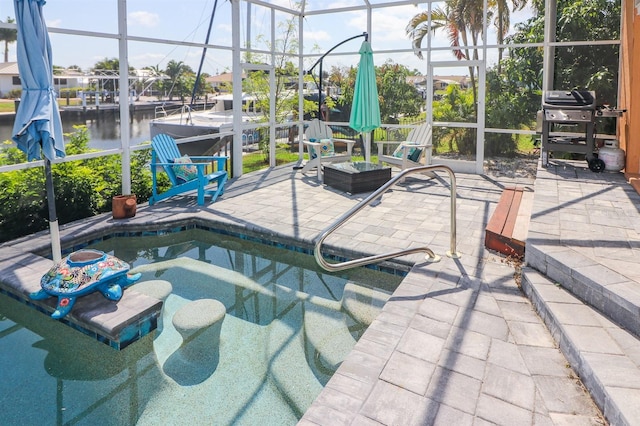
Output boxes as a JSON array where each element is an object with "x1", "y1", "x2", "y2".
[{"x1": 0, "y1": 0, "x2": 534, "y2": 77}]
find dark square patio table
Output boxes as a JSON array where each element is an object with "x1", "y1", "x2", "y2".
[{"x1": 323, "y1": 161, "x2": 392, "y2": 193}]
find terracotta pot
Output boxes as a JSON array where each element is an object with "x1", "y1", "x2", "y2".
[{"x1": 112, "y1": 195, "x2": 137, "y2": 219}]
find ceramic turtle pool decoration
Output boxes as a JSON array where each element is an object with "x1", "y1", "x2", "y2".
[{"x1": 31, "y1": 249, "x2": 141, "y2": 319}]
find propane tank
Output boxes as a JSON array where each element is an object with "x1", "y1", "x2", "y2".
[{"x1": 598, "y1": 140, "x2": 625, "y2": 172}]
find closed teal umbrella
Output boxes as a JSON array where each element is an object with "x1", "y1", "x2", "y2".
[
  {"x1": 349, "y1": 40, "x2": 380, "y2": 162},
  {"x1": 12, "y1": 0, "x2": 65, "y2": 261}
]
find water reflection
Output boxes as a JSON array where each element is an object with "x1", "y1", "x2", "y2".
[
  {"x1": 0, "y1": 231, "x2": 401, "y2": 425},
  {"x1": 0, "y1": 109, "x2": 155, "y2": 150}
]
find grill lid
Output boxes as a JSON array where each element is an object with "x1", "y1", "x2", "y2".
[{"x1": 543, "y1": 90, "x2": 596, "y2": 109}]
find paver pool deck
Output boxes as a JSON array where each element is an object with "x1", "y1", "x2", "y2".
[{"x1": 1, "y1": 158, "x2": 639, "y2": 425}]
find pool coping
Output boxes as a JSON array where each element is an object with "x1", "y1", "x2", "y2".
[{"x1": 0, "y1": 214, "x2": 409, "y2": 350}]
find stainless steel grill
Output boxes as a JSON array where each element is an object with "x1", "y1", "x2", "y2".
[{"x1": 540, "y1": 90, "x2": 598, "y2": 168}]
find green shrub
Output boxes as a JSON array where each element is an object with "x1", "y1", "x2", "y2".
[
  {"x1": 59, "y1": 87, "x2": 84, "y2": 98},
  {"x1": 6, "y1": 89, "x2": 21, "y2": 99},
  {"x1": 0, "y1": 126, "x2": 161, "y2": 243}
]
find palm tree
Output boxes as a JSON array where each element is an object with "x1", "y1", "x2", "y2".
[
  {"x1": 0, "y1": 17, "x2": 17, "y2": 63},
  {"x1": 143, "y1": 65, "x2": 165, "y2": 98},
  {"x1": 406, "y1": 0, "x2": 487, "y2": 114},
  {"x1": 494, "y1": 0, "x2": 527, "y2": 72},
  {"x1": 92, "y1": 58, "x2": 120, "y2": 93},
  {"x1": 92, "y1": 58, "x2": 120, "y2": 73},
  {"x1": 165, "y1": 60, "x2": 186, "y2": 101},
  {"x1": 146, "y1": 64, "x2": 163, "y2": 77},
  {"x1": 408, "y1": 0, "x2": 529, "y2": 74},
  {"x1": 406, "y1": 8, "x2": 460, "y2": 61},
  {"x1": 165, "y1": 60, "x2": 185, "y2": 80}
]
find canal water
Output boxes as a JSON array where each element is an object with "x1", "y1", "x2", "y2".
[{"x1": 0, "y1": 108, "x2": 156, "y2": 151}]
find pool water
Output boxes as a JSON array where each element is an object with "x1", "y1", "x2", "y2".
[{"x1": 0, "y1": 230, "x2": 402, "y2": 425}]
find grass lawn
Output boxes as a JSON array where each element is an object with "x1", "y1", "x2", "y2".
[
  {"x1": 0, "y1": 101, "x2": 18, "y2": 113},
  {"x1": 0, "y1": 98, "x2": 83, "y2": 113},
  {"x1": 242, "y1": 144, "x2": 369, "y2": 174}
]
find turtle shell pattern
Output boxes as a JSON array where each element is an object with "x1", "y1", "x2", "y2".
[
  {"x1": 32, "y1": 249, "x2": 141, "y2": 319},
  {"x1": 40, "y1": 249, "x2": 131, "y2": 296}
]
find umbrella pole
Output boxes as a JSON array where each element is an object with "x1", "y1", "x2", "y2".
[
  {"x1": 364, "y1": 132, "x2": 371, "y2": 163},
  {"x1": 44, "y1": 158, "x2": 62, "y2": 262}
]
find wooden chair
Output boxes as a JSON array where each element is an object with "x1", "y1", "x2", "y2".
[
  {"x1": 300, "y1": 119, "x2": 356, "y2": 182},
  {"x1": 376, "y1": 123, "x2": 433, "y2": 172},
  {"x1": 149, "y1": 134, "x2": 228, "y2": 206}
]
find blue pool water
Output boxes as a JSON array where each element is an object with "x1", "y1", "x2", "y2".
[{"x1": 0, "y1": 230, "x2": 402, "y2": 425}]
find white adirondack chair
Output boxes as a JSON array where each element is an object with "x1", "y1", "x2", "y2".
[
  {"x1": 376, "y1": 123, "x2": 433, "y2": 173},
  {"x1": 300, "y1": 119, "x2": 356, "y2": 182}
]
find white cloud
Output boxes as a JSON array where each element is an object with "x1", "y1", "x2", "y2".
[
  {"x1": 129, "y1": 11, "x2": 160, "y2": 28},
  {"x1": 218, "y1": 23, "x2": 233, "y2": 33},
  {"x1": 129, "y1": 52, "x2": 167, "y2": 69},
  {"x1": 269, "y1": 0, "x2": 301, "y2": 10},
  {"x1": 304, "y1": 30, "x2": 332, "y2": 42},
  {"x1": 46, "y1": 19, "x2": 62, "y2": 28},
  {"x1": 324, "y1": 0, "x2": 362, "y2": 10},
  {"x1": 345, "y1": 5, "x2": 420, "y2": 45}
]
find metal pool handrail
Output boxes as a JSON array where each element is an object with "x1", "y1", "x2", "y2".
[{"x1": 314, "y1": 164, "x2": 461, "y2": 272}]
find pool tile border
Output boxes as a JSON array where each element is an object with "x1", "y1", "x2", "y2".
[
  {"x1": 1, "y1": 221, "x2": 407, "y2": 351},
  {"x1": 66, "y1": 223, "x2": 410, "y2": 278}
]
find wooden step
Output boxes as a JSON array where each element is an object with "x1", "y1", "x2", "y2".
[
  {"x1": 626, "y1": 173, "x2": 640, "y2": 195},
  {"x1": 485, "y1": 186, "x2": 533, "y2": 258}
]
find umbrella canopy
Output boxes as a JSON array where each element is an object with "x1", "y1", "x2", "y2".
[
  {"x1": 12, "y1": 0, "x2": 65, "y2": 261},
  {"x1": 349, "y1": 40, "x2": 381, "y2": 162}
]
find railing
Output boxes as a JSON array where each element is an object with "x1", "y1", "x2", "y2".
[
  {"x1": 0, "y1": 132, "x2": 231, "y2": 174},
  {"x1": 314, "y1": 165, "x2": 460, "y2": 272},
  {"x1": 154, "y1": 104, "x2": 194, "y2": 124},
  {"x1": 154, "y1": 104, "x2": 168, "y2": 118}
]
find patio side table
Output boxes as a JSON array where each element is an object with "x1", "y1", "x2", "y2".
[{"x1": 323, "y1": 162, "x2": 391, "y2": 193}]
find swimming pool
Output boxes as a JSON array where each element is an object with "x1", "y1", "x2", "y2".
[{"x1": 0, "y1": 229, "x2": 402, "y2": 425}]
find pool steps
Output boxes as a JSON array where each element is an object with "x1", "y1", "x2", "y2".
[{"x1": 0, "y1": 227, "x2": 405, "y2": 350}]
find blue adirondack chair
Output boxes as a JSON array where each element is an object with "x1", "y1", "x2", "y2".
[{"x1": 149, "y1": 134, "x2": 228, "y2": 206}]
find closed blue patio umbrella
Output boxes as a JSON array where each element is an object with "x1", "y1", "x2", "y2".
[
  {"x1": 349, "y1": 40, "x2": 381, "y2": 163},
  {"x1": 12, "y1": 0, "x2": 65, "y2": 262}
]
